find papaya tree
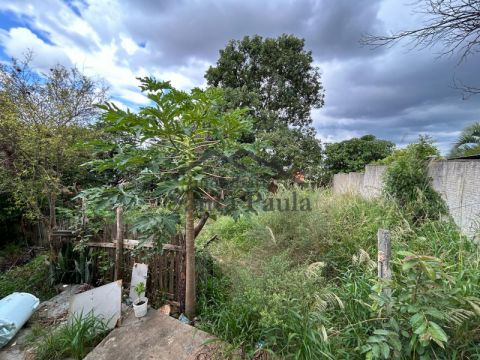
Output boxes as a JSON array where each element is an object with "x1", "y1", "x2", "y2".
[{"x1": 85, "y1": 78, "x2": 266, "y2": 318}]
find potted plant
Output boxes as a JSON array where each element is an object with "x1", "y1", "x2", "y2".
[{"x1": 132, "y1": 282, "x2": 148, "y2": 318}]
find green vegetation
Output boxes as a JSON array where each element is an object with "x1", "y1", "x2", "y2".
[
  {"x1": 0, "y1": 57, "x2": 106, "y2": 227},
  {"x1": 134, "y1": 281, "x2": 146, "y2": 298},
  {"x1": 206, "y1": 34, "x2": 324, "y2": 182},
  {"x1": 324, "y1": 135, "x2": 394, "y2": 182},
  {"x1": 0, "y1": 255, "x2": 55, "y2": 300},
  {"x1": 206, "y1": 34, "x2": 324, "y2": 131},
  {"x1": 196, "y1": 189, "x2": 480, "y2": 359},
  {"x1": 83, "y1": 78, "x2": 268, "y2": 318},
  {"x1": 0, "y1": 34, "x2": 478, "y2": 360},
  {"x1": 450, "y1": 121, "x2": 480, "y2": 157},
  {"x1": 32, "y1": 312, "x2": 109, "y2": 360},
  {"x1": 382, "y1": 137, "x2": 447, "y2": 223}
]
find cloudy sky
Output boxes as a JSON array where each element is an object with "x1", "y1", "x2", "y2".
[{"x1": 0, "y1": 0, "x2": 479, "y2": 153}]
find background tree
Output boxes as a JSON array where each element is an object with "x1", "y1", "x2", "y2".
[
  {"x1": 323, "y1": 135, "x2": 394, "y2": 181},
  {"x1": 85, "y1": 78, "x2": 266, "y2": 319},
  {"x1": 362, "y1": 0, "x2": 480, "y2": 95},
  {"x1": 206, "y1": 35, "x2": 325, "y2": 181},
  {"x1": 206, "y1": 34, "x2": 324, "y2": 131},
  {"x1": 449, "y1": 121, "x2": 480, "y2": 157},
  {"x1": 259, "y1": 126, "x2": 324, "y2": 184},
  {"x1": 0, "y1": 56, "x2": 107, "y2": 244}
]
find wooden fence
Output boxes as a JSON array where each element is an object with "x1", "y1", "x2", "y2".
[
  {"x1": 78, "y1": 208, "x2": 186, "y2": 311},
  {"x1": 88, "y1": 237, "x2": 185, "y2": 310}
]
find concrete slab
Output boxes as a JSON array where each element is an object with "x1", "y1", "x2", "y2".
[
  {"x1": 70, "y1": 281, "x2": 122, "y2": 329},
  {"x1": 85, "y1": 310, "x2": 227, "y2": 360}
]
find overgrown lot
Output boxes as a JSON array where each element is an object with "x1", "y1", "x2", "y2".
[{"x1": 196, "y1": 189, "x2": 480, "y2": 359}]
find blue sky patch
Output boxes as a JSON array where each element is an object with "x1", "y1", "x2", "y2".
[
  {"x1": 0, "y1": 9, "x2": 25, "y2": 29},
  {"x1": 63, "y1": 0, "x2": 84, "y2": 17}
]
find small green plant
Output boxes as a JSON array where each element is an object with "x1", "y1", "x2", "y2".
[
  {"x1": 134, "y1": 282, "x2": 146, "y2": 298},
  {"x1": 33, "y1": 312, "x2": 109, "y2": 360}
]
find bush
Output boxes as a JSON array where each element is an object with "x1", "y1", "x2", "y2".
[
  {"x1": 383, "y1": 137, "x2": 447, "y2": 222},
  {"x1": 0, "y1": 255, "x2": 54, "y2": 300},
  {"x1": 362, "y1": 252, "x2": 480, "y2": 359}
]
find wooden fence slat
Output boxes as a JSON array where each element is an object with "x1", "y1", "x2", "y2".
[{"x1": 88, "y1": 240, "x2": 183, "y2": 251}]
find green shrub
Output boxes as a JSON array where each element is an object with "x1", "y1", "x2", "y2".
[
  {"x1": 362, "y1": 252, "x2": 480, "y2": 359},
  {"x1": 383, "y1": 137, "x2": 447, "y2": 222},
  {"x1": 0, "y1": 255, "x2": 54, "y2": 300},
  {"x1": 33, "y1": 312, "x2": 110, "y2": 360}
]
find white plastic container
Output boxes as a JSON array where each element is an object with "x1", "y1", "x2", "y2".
[
  {"x1": 0, "y1": 292, "x2": 40, "y2": 348},
  {"x1": 133, "y1": 297, "x2": 148, "y2": 318}
]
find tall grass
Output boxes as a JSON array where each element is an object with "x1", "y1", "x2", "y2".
[
  {"x1": 196, "y1": 188, "x2": 480, "y2": 359},
  {"x1": 33, "y1": 312, "x2": 110, "y2": 360}
]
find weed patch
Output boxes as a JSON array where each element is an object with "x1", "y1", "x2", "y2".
[
  {"x1": 196, "y1": 189, "x2": 480, "y2": 359},
  {"x1": 0, "y1": 255, "x2": 55, "y2": 300}
]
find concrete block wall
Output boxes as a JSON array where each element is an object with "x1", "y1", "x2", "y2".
[
  {"x1": 428, "y1": 160, "x2": 480, "y2": 237},
  {"x1": 332, "y1": 172, "x2": 365, "y2": 195},
  {"x1": 332, "y1": 160, "x2": 480, "y2": 237},
  {"x1": 361, "y1": 165, "x2": 386, "y2": 199}
]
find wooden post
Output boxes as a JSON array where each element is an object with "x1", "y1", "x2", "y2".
[
  {"x1": 114, "y1": 206, "x2": 124, "y2": 281},
  {"x1": 81, "y1": 198, "x2": 88, "y2": 228},
  {"x1": 49, "y1": 193, "x2": 57, "y2": 230},
  {"x1": 377, "y1": 229, "x2": 391, "y2": 280},
  {"x1": 377, "y1": 229, "x2": 392, "y2": 301}
]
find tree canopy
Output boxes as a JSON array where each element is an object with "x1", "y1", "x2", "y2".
[
  {"x1": 449, "y1": 122, "x2": 480, "y2": 157},
  {"x1": 206, "y1": 34, "x2": 325, "y2": 182},
  {"x1": 259, "y1": 126, "x2": 323, "y2": 183},
  {"x1": 323, "y1": 135, "x2": 395, "y2": 178},
  {"x1": 205, "y1": 34, "x2": 324, "y2": 131},
  {"x1": 0, "y1": 57, "x2": 107, "y2": 230}
]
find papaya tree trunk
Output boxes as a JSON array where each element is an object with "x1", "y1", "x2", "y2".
[{"x1": 185, "y1": 190, "x2": 196, "y2": 320}]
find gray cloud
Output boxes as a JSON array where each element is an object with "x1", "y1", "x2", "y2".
[
  {"x1": 100, "y1": 0, "x2": 385, "y2": 67},
  {"x1": 0, "y1": 0, "x2": 478, "y2": 153}
]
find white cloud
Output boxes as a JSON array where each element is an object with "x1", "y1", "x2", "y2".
[
  {"x1": 0, "y1": 27, "x2": 72, "y2": 70},
  {"x1": 0, "y1": 0, "x2": 209, "y2": 107}
]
